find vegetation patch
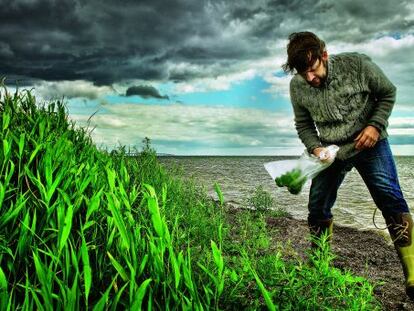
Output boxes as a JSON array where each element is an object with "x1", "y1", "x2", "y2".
[{"x1": 0, "y1": 85, "x2": 379, "y2": 310}]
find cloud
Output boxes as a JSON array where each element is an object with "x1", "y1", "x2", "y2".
[
  {"x1": 67, "y1": 100, "x2": 414, "y2": 155},
  {"x1": 69, "y1": 102, "x2": 299, "y2": 154},
  {"x1": 2, "y1": 0, "x2": 414, "y2": 156},
  {"x1": 32, "y1": 80, "x2": 113, "y2": 101},
  {"x1": 172, "y1": 68, "x2": 257, "y2": 93},
  {"x1": 2, "y1": 0, "x2": 413, "y2": 88},
  {"x1": 125, "y1": 85, "x2": 169, "y2": 99},
  {"x1": 262, "y1": 73, "x2": 290, "y2": 99},
  {"x1": 389, "y1": 117, "x2": 414, "y2": 129}
]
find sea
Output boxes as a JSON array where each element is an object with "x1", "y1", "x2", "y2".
[{"x1": 158, "y1": 156, "x2": 414, "y2": 231}]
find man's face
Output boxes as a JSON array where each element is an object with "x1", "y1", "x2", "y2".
[{"x1": 299, "y1": 52, "x2": 328, "y2": 88}]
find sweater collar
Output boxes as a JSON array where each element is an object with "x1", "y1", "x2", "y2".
[{"x1": 325, "y1": 55, "x2": 336, "y2": 86}]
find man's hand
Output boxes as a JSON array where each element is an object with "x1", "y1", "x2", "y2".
[
  {"x1": 354, "y1": 125, "x2": 380, "y2": 150},
  {"x1": 312, "y1": 147, "x2": 331, "y2": 162}
]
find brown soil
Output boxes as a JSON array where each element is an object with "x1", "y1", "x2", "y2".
[{"x1": 264, "y1": 214, "x2": 414, "y2": 311}]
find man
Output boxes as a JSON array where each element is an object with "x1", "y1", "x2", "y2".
[{"x1": 282, "y1": 31, "x2": 414, "y2": 298}]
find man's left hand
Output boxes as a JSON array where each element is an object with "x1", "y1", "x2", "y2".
[{"x1": 354, "y1": 125, "x2": 380, "y2": 150}]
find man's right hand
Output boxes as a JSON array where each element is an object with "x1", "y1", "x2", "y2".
[{"x1": 312, "y1": 147, "x2": 330, "y2": 162}]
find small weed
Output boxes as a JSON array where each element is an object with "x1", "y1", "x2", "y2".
[{"x1": 245, "y1": 185, "x2": 275, "y2": 213}]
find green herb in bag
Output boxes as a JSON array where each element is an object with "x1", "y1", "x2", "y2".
[
  {"x1": 275, "y1": 168, "x2": 307, "y2": 194},
  {"x1": 265, "y1": 145, "x2": 340, "y2": 196}
]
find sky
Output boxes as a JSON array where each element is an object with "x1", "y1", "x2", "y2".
[{"x1": 1, "y1": 0, "x2": 414, "y2": 155}]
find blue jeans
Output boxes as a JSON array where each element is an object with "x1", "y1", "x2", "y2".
[{"x1": 308, "y1": 138, "x2": 409, "y2": 221}]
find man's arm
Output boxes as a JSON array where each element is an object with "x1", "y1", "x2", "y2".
[
  {"x1": 361, "y1": 55, "x2": 396, "y2": 133},
  {"x1": 354, "y1": 55, "x2": 396, "y2": 150},
  {"x1": 290, "y1": 80, "x2": 322, "y2": 155}
]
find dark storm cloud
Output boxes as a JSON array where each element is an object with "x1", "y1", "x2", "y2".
[
  {"x1": 1, "y1": 0, "x2": 413, "y2": 86},
  {"x1": 0, "y1": 0, "x2": 209, "y2": 85},
  {"x1": 125, "y1": 85, "x2": 169, "y2": 100}
]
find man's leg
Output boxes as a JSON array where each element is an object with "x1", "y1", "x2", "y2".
[
  {"x1": 308, "y1": 159, "x2": 349, "y2": 247},
  {"x1": 353, "y1": 138, "x2": 413, "y2": 298},
  {"x1": 353, "y1": 138, "x2": 408, "y2": 216}
]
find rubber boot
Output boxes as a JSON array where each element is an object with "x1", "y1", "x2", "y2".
[
  {"x1": 308, "y1": 217, "x2": 333, "y2": 249},
  {"x1": 385, "y1": 213, "x2": 414, "y2": 299}
]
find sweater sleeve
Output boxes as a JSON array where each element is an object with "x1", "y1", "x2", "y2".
[
  {"x1": 290, "y1": 79, "x2": 322, "y2": 153},
  {"x1": 360, "y1": 55, "x2": 396, "y2": 132}
]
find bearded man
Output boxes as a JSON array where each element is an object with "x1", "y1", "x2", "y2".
[{"x1": 283, "y1": 31, "x2": 414, "y2": 298}]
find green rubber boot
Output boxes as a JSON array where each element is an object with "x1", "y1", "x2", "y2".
[
  {"x1": 308, "y1": 218, "x2": 333, "y2": 249},
  {"x1": 385, "y1": 213, "x2": 414, "y2": 299}
]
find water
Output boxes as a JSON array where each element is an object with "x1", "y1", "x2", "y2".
[{"x1": 158, "y1": 156, "x2": 414, "y2": 231}]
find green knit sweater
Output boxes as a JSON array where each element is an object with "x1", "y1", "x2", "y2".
[{"x1": 290, "y1": 52, "x2": 396, "y2": 160}]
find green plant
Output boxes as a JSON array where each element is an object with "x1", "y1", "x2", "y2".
[
  {"x1": 275, "y1": 168, "x2": 307, "y2": 194},
  {"x1": 0, "y1": 84, "x2": 381, "y2": 310},
  {"x1": 246, "y1": 185, "x2": 275, "y2": 213},
  {"x1": 245, "y1": 235, "x2": 381, "y2": 310},
  {"x1": 0, "y1": 85, "x2": 220, "y2": 309}
]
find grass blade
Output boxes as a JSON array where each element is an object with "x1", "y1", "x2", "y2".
[
  {"x1": 214, "y1": 183, "x2": 224, "y2": 207},
  {"x1": 211, "y1": 240, "x2": 224, "y2": 275},
  {"x1": 58, "y1": 192, "x2": 74, "y2": 253},
  {"x1": 32, "y1": 251, "x2": 52, "y2": 307},
  {"x1": 80, "y1": 236, "x2": 92, "y2": 303},
  {"x1": 131, "y1": 278, "x2": 152, "y2": 310},
  {"x1": 107, "y1": 252, "x2": 129, "y2": 282},
  {"x1": 105, "y1": 192, "x2": 130, "y2": 251},
  {"x1": 0, "y1": 266, "x2": 8, "y2": 304}
]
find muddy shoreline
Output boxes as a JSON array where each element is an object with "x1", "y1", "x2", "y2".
[{"x1": 263, "y1": 214, "x2": 414, "y2": 310}]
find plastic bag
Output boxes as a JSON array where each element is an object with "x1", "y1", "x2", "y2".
[{"x1": 264, "y1": 145, "x2": 339, "y2": 195}]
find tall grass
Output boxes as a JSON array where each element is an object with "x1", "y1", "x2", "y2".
[{"x1": 0, "y1": 84, "x2": 380, "y2": 310}]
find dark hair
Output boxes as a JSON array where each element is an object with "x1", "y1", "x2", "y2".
[{"x1": 282, "y1": 32, "x2": 326, "y2": 74}]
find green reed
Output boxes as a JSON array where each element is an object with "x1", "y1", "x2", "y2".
[{"x1": 0, "y1": 84, "x2": 380, "y2": 310}]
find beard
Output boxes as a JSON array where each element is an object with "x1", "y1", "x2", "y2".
[
  {"x1": 307, "y1": 60, "x2": 328, "y2": 88},
  {"x1": 307, "y1": 76, "x2": 327, "y2": 88}
]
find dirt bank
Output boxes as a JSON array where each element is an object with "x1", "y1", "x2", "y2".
[{"x1": 264, "y1": 215, "x2": 414, "y2": 310}]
